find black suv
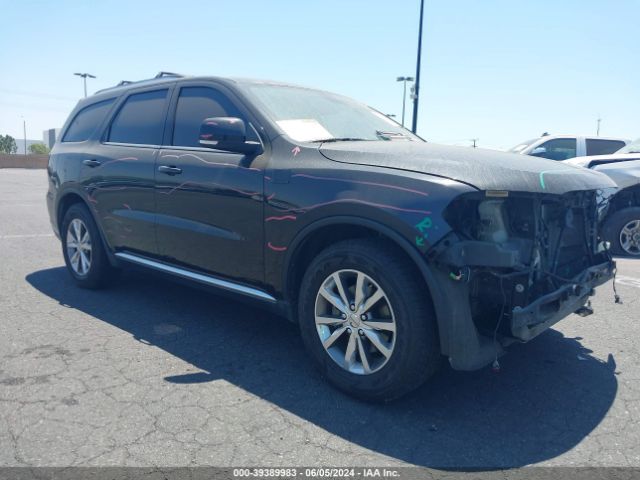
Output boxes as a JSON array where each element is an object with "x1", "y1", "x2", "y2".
[{"x1": 47, "y1": 73, "x2": 617, "y2": 400}]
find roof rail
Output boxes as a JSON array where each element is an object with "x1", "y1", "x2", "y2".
[
  {"x1": 155, "y1": 71, "x2": 183, "y2": 78},
  {"x1": 95, "y1": 72, "x2": 187, "y2": 95}
]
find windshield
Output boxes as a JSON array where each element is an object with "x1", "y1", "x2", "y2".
[
  {"x1": 243, "y1": 83, "x2": 420, "y2": 143},
  {"x1": 509, "y1": 138, "x2": 539, "y2": 153},
  {"x1": 616, "y1": 138, "x2": 640, "y2": 154}
]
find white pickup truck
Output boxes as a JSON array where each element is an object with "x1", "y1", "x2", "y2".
[{"x1": 510, "y1": 134, "x2": 629, "y2": 161}]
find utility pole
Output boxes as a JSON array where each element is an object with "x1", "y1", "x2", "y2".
[
  {"x1": 597, "y1": 115, "x2": 601, "y2": 136},
  {"x1": 74, "y1": 72, "x2": 96, "y2": 98},
  {"x1": 411, "y1": 0, "x2": 425, "y2": 134},
  {"x1": 396, "y1": 76, "x2": 414, "y2": 127},
  {"x1": 471, "y1": 138, "x2": 478, "y2": 148},
  {"x1": 22, "y1": 117, "x2": 26, "y2": 156}
]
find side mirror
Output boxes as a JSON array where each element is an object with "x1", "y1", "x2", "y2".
[
  {"x1": 530, "y1": 146, "x2": 547, "y2": 156},
  {"x1": 199, "y1": 117, "x2": 262, "y2": 155}
]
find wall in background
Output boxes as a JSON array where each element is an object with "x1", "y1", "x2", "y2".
[{"x1": 0, "y1": 154, "x2": 48, "y2": 168}]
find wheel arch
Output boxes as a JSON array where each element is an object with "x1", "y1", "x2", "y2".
[
  {"x1": 56, "y1": 190, "x2": 118, "y2": 265},
  {"x1": 283, "y1": 216, "x2": 451, "y2": 351},
  {"x1": 56, "y1": 191, "x2": 87, "y2": 232},
  {"x1": 608, "y1": 183, "x2": 640, "y2": 214}
]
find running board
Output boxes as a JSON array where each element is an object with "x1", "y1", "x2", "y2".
[{"x1": 114, "y1": 252, "x2": 277, "y2": 303}]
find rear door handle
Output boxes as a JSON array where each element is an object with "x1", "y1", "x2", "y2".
[
  {"x1": 82, "y1": 159, "x2": 101, "y2": 168},
  {"x1": 158, "y1": 165, "x2": 183, "y2": 175}
]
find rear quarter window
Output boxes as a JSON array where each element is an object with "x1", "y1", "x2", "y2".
[{"x1": 62, "y1": 99, "x2": 115, "y2": 143}]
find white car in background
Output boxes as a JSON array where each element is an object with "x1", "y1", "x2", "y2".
[
  {"x1": 510, "y1": 134, "x2": 630, "y2": 161},
  {"x1": 565, "y1": 138, "x2": 640, "y2": 168}
]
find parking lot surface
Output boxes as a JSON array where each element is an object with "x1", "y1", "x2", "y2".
[{"x1": 1, "y1": 168, "x2": 639, "y2": 469}]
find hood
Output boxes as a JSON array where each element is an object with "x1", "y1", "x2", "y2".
[
  {"x1": 565, "y1": 153, "x2": 640, "y2": 169},
  {"x1": 593, "y1": 159, "x2": 640, "y2": 190},
  {"x1": 319, "y1": 141, "x2": 616, "y2": 195}
]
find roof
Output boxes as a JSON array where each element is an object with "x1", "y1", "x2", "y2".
[
  {"x1": 94, "y1": 71, "x2": 190, "y2": 95},
  {"x1": 92, "y1": 72, "x2": 333, "y2": 98}
]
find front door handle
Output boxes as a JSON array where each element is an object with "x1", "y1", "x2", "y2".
[
  {"x1": 82, "y1": 159, "x2": 101, "y2": 168},
  {"x1": 158, "y1": 165, "x2": 183, "y2": 175}
]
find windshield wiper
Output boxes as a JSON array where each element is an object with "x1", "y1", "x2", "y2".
[
  {"x1": 310, "y1": 137, "x2": 369, "y2": 143},
  {"x1": 376, "y1": 130, "x2": 411, "y2": 140}
]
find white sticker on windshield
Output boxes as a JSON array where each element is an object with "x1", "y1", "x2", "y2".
[{"x1": 276, "y1": 119, "x2": 333, "y2": 142}]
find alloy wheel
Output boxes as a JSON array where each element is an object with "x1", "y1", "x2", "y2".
[
  {"x1": 620, "y1": 219, "x2": 640, "y2": 256},
  {"x1": 314, "y1": 269, "x2": 396, "y2": 375},
  {"x1": 66, "y1": 218, "x2": 92, "y2": 276}
]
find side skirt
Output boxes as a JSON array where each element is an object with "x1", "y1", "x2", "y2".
[{"x1": 114, "y1": 252, "x2": 277, "y2": 303}]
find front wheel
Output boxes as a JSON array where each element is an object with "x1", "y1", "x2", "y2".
[{"x1": 298, "y1": 239, "x2": 440, "y2": 401}]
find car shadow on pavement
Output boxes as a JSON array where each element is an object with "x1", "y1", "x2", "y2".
[{"x1": 27, "y1": 267, "x2": 618, "y2": 469}]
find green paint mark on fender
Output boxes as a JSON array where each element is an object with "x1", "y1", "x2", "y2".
[{"x1": 415, "y1": 216, "x2": 432, "y2": 233}]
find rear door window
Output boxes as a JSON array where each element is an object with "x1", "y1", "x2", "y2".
[
  {"x1": 531, "y1": 138, "x2": 577, "y2": 160},
  {"x1": 107, "y1": 90, "x2": 168, "y2": 145},
  {"x1": 586, "y1": 139, "x2": 626, "y2": 156},
  {"x1": 62, "y1": 99, "x2": 115, "y2": 142}
]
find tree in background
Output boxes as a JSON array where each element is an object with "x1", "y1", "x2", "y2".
[
  {"x1": 0, "y1": 134, "x2": 18, "y2": 154},
  {"x1": 28, "y1": 143, "x2": 50, "y2": 154}
]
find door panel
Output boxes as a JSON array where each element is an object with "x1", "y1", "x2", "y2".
[
  {"x1": 155, "y1": 84, "x2": 264, "y2": 284},
  {"x1": 84, "y1": 87, "x2": 171, "y2": 255},
  {"x1": 86, "y1": 144, "x2": 158, "y2": 254},
  {"x1": 155, "y1": 148, "x2": 264, "y2": 283}
]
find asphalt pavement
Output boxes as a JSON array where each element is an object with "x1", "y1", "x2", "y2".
[{"x1": 1, "y1": 168, "x2": 639, "y2": 469}]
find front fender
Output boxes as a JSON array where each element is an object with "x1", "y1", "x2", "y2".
[{"x1": 280, "y1": 215, "x2": 460, "y2": 356}]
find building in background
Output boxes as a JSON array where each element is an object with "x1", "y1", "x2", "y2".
[
  {"x1": 43, "y1": 128, "x2": 61, "y2": 149},
  {"x1": 15, "y1": 139, "x2": 45, "y2": 155}
]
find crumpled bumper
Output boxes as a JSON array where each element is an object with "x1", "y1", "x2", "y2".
[
  {"x1": 432, "y1": 259, "x2": 615, "y2": 372},
  {"x1": 510, "y1": 260, "x2": 615, "y2": 341}
]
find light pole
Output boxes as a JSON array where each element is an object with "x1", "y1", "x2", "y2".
[
  {"x1": 396, "y1": 76, "x2": 414, "y2": 127},
  {"x1": 22, "y1": 117, "x2": 26, "y2": 156},
  {"x1": 74, "y1": 72, "x2": 96, "y2": 98},
  {"x1": 411, "y1": 0, "x2": 425, "y2": 134}
]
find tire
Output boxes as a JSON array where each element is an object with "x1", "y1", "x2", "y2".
[
  {"x1": 61, "y1": 203, "x2": 116, "y2": 289},
  {"x1": 298, "y1": 238, "x2": 440, "y2": 402},
  {"x1": 603, "y1": 207, "x2": 640, "y2": 257}
]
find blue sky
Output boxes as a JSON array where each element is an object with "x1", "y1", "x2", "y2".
[{"x1": 1, "y1": 0, "x2": 638, "y2": 149}]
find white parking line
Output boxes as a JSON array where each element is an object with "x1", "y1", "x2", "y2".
[
  {"x1": 0, "y1": 233, "x2": 54, "y2": 239},
  {"x1": 616, "y1": 275, "x2": 640, "y2": 289}
]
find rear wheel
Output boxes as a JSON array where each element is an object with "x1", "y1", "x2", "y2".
[
  {"x1": 603, "y1": 207, "x2": 640, "y2": 256},
  {"x1": 298, "y1": 239, "x2": 440, "y2": 401},
  {"x1": 61, "y1": 203, "x2": 116, "y2": 288}
]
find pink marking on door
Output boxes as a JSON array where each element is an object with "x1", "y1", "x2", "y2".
[
  {"x1": 267, "y1": 242, "x2": 287, "y2": 252},
  {"x1": 265, "y1": 215, "x2": 297, "y2": 222}
]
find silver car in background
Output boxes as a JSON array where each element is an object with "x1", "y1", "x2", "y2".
[{"x1": 565, "y1": 139, "x2": 640, "y2": 256}]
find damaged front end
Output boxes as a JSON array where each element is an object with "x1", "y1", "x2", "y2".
[{"x1": 431, "y1": 188, "x2": 616, "y2": 370}]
